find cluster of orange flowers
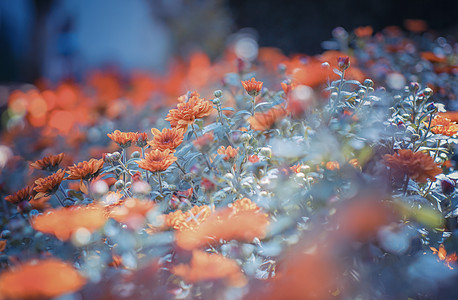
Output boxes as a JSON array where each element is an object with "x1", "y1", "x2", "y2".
[
  {"x1": 107, "y1": 130, "x2": 149, "y2": 148},
  {"x1": 217, "y1": 145, "x2": 239, "y2": 161},
  {"x1": 0, "y1": 259, "x2": 86, "y2": 299}
]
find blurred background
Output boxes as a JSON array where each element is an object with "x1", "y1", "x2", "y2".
[{"x1": 0, "y1": 0, "x2": 457, "y2": 84}]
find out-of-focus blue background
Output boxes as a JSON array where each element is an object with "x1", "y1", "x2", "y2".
[{"x1": 0, "y1": 0, "x2": 456, "y2": 83}]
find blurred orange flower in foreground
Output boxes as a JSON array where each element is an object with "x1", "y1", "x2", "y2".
[
  {"x1": 383, "y1": 149, "x2": 441, "y2": 183},
  {"x1": 137, "y1": 149, "x2": 177, "y2": 173},
  {"x1": 32, "y1": 205, "x2": 106, "y2": 240},
  {"x1": 0, "y1": 258, "x2": 86, "y2": 299},
  {"x1": 172, "y1": 250, "x2": 246, "y2": 286},
  {"x1": 149, "y1": 127, "x2": 185, "y2": 152},
  {"x1": 108, "y1": 198, "x2": 155, "y2": 229},
  {"x1": 175, "y1": 199, "x2": 269, "y2": 250},
  {"x1": 165, "y1": 94, "x2": 214, "y2": 129},
  {"x1": 246, "y1": 246, "x2": 340, "y2": 300},
  {"x1": 165, "y1": 205, "x2": 212, "y2": 231},
  {"x1": 248, "y1": 106, "x2": 287, "y2": 131}
]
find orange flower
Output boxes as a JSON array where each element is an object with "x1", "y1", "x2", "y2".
[
  {"x1": 175, "y1": 207, "x2": 269, "y2": 250},
  {"x1": 165, "y1": 95, "x2": 214, "y2": 129},
  {"x1": 241, "y1": 77, "x2": 263, "y2": 96},
  {"x1": 430, "y1": 244, "x2": 457, "y2": 269},
  {"x1": 0, "y1": 258, "x2": 86, "y2": 299},
  {"x1": 137, "y1": 149, "x2": 177, "y2": 173},
  {"x1": 248, "y1": 106, "x2": 287, "y2": 131},
  {"x1": 5, "y1": 186, "x2": 33, "y2": 204},
  {"x1": 325, "y1": 161, "x2": 340, "y2": 170},
  {"x1": 248, "y1": 154, "x2": 260, "y2": 163},
  {"x1": 32, "y1": 205, "x2": 106, "y2": 240},
  {"x1": 149, "y1": 127, "x2": 185, "y2": 151},
  {"x1": 348, "y1": 158, "x2": 361, "y2": 169},
  {"x1": 217, "y1": 145, "x2": 239, "y2": 161},
  {"x1": 0, "y1": 240, "x2": 5, "y2": 252},
  {"x1": 30, "y1": 153, "x2": 65, "y2": 172},
  {"x1": 354, "y1": 26, "x2": 373, "y2": 37},
  {"x1": 429, "y1": 115, "x2": 458, "y2": 136},
  {"x1": 165, "y1": 205, "x2": 212, "y2": 231},
  {"x1": 33, "y1": 169, "x2": 65, "y2": 199},
  {"x1": 66, "y1": 158, "x2": 104, "y2": 181},
  {"x1": 404, "y1": 19, "x2": 427, "y2": 33},
  {"x1": 231, "y1": 197, "x2": 261, "y2": 213},
  {"x1": 281, "y1": 81, "x2": 296, "y2": 95},
  {"x1": 383, "y1": 149, "x2": 441, "y2": 183},
  {"x1": 107, "y1": 130, "x2": 137, "y2": 148},
  {"x1": 108, "y1": 198, "x2": 155, "y2": 229},
  {"x1": 172, "y1": 250, "x2": 246, "y2": 286}
]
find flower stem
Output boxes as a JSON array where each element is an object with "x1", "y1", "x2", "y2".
[
  {"x1": 157, "y1": 172, "x2": 163, "y2": 194},
  {"x1": 252, "y1": 95, "x2": 256, "y2": 115}
]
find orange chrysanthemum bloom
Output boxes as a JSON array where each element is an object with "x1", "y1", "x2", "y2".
[
  {"x1": 0, "y1": 258, "x2": 86, "y2": 299},
  {"x1": 66, "y1": 159, "x2": 104, "y2": 181},
  {"x1": 30, "y1": 153, "x2": 65, "y2": 172},
  {"x1": 241, "y1": 77, "x2": 263, "y2": 97},
  {"x1": 430, "y1": 115, "x2": 458, "y2": 136},
  {"x1": 107, "y1": 130, "x2": 137, "y2": 148},
  {"x1": 430, "y1": 244, "x2": 457, "y2": 270},
  {"x1": 165, "y1": 95, "x2": 214, "y2": 129},
  {"x1": 32, "y1": 205, "x2": 106, "y2": 240},
  {"x1": 33, "y1": 169, "x2": 65, "y2": 199},
  {"x1": 137, "y1": 149, "x2": 177, "y2": 173},
  {"x1": 217, "y1": 145, "x2": 239, "y2": 161},
  {"x1": 172, "y1": 250, "x2": 246, "y2": 286},
  {"x1": 383, "y1": 149, "x2": 442, "y2": 183},
  {"x1": 107, "y1": 198, "x2": 155, "y2": 229},
  {"x1": 175, "y1": 206, "x2": 269, "y2": 250},
  {"x1": 165, "y1": 205, "x2": 212, "y2": 231},
  {"x1": 5, "y1": 186, "x2": 33, "y2": 204},
  {"x1": 149, "y1": 127, "x2": 185, "y2": 152},
  {"x1": 248, "y1": 106, "x2": 287, "y2": 131},
  {"x1": 281, "y1": 81, "x2": 296, "y2": 95}
]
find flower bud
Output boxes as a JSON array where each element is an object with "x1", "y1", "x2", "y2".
[
  {"x1": 300, "y1": 165, "x2": 311, "y2": 174},
  {"x1": 1, "y1": 230, "x2": 11, "y2": 239},
  {"x1": 394, "y1": 95, "x2": 402, "y2": 102},
  {"x1": 131, "y1": 151, "x2": 141, "y2": 159},
  {"x1": 260, "y1": 147, "x2": 272, "y2": 158},
  {"x1": 363, "y1": 79, "x2": 374, "y2": 87},
  {"x1": 183, "y1": 173, "x2": 194, "y2": 182},
  {"x1": 224, "y1": 173, "x2": 234, "y2": 180},
  {"x1": 441, "y1": 177, "x2": 455, "y2": 195},
  {"x1": 277, "y1": 63, "x2": 287, "y2": 73},
  {"x1": 212, "y1": 98, "x2": 221, "y2": 105},
  {"x1": 330, "y1": 92, "x2": 338, "y2": 100},
  {"x1": 409, "y1": 82, "x2": 420, "y2": 93},
  {"x1": 214, "y1": 90, "x2": 223, "y2": 98},
  {"x1": 321, "y1": 62, "x2": 330, "y2": 69},
  {"x1": 423, "y1": 88, "x2": 433, "y2": 97},
  {"x1": 168, "y1": 184, "x2": 177, "y2": 191},
  {"x1": 115, "y1": 180, "x2": 125, "y2": 189},
  {"x1": 358, "y1": 89, "x2": 366, "y2": 98},
  {"x1": 337, "y1": 56, "x2": 350, "y2": 71},
  {"x1": 367, "y1": 87, "x2": 374, "y2": 93},
  {"x1": 239, "y1": 133, "x2": 251, "y2": 143},
  {"x1": 111, "y1": 152, "x2": 121, "y2": 161}
]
